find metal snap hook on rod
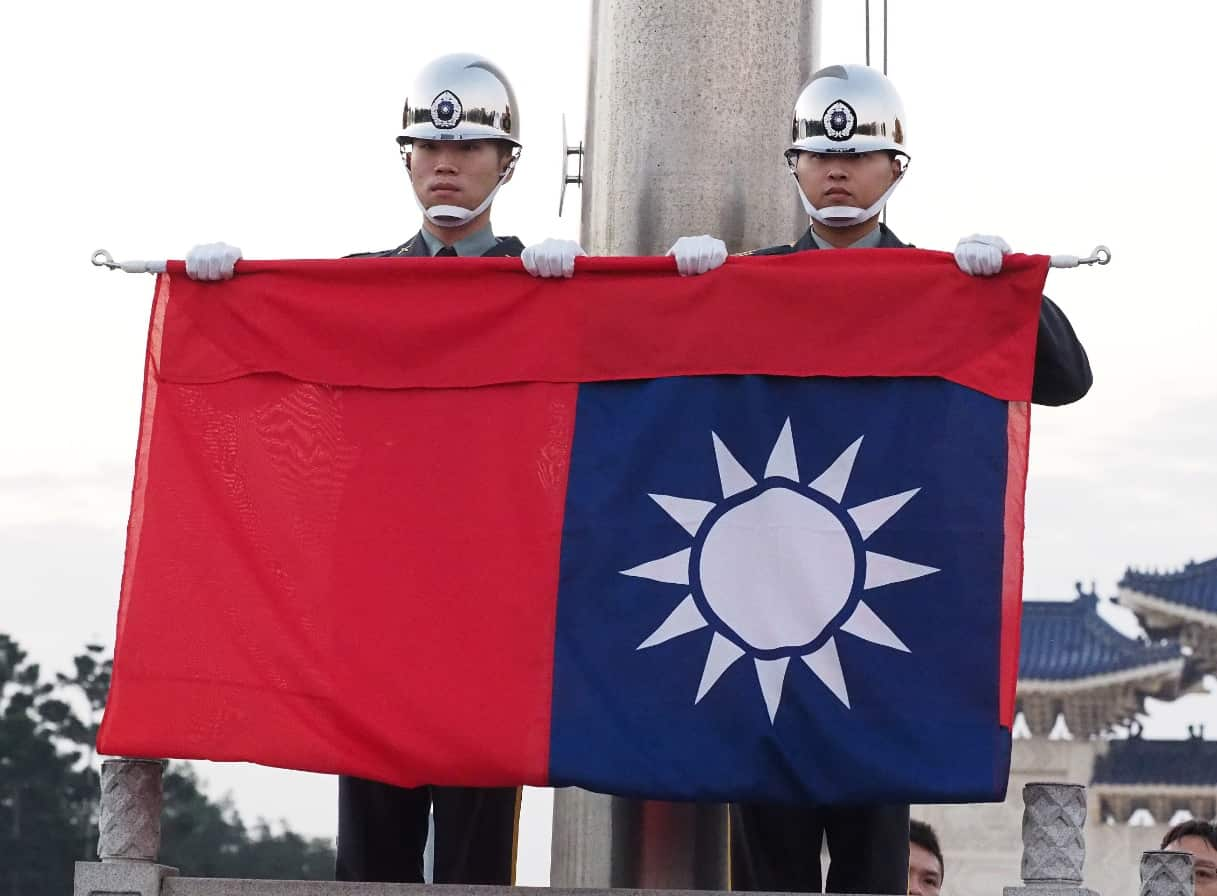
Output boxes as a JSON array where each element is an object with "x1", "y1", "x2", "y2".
[
  {"x1": 91, "y1": 249, "x2": 119, "y2": 269},
  {"x1": 1049, "y1": 245, "x2": 1112, "y2": 269},
  {"x1": 1079, "y1": 245, "x2": 1112, "y2": 265},
  {"x1": 91, "y1": 249, "x2": 167, "y2": 274}
]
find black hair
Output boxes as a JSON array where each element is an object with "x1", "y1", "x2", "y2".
[
  {"x1": 1162, "y1": 819, "x2": 1217, "y2": 852},
  {"x1": 910, "y1": 819, "x2": 944, "y2": 879}
]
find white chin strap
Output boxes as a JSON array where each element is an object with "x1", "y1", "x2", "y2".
[
  {"x1": 412, "y1": 151, "x2": 520, "y2": 229},
  {"x1": 794, "y1": 171, "x2": 905, "y2": 229}
]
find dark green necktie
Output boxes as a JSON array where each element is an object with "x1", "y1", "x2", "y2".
[{"x1": 435, "y1": 245, "x2": 458, "y2": 257}]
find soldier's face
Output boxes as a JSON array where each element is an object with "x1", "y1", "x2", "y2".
[
  {"x1": 408, "y1": 139, "x2": 512, "y2": 210},
  {"x1": 1167, "y1": 836, "x2": 1217, "y2": 896},
  {"x1": 794, "y1": 150, "x2": 902, "y2": 210}
]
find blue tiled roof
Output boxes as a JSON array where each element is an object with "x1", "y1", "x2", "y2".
[
  {"x1": 1093, "y1": 733, "x2": 1217, "y2": 786},
  {"x1": 1019, "y1": 589, "x2": 1183, "y2": 681},
  {"x1": 1120, "y1": 557, "x2": 1217, "y2": 616}
]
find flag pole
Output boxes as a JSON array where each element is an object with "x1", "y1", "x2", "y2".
[
  {"x1": 91, "y1": 245, "x2": 1111, "y2": 276},
  {"x1": 553, "y1": 0, "x2": 820, "y2": 889}
]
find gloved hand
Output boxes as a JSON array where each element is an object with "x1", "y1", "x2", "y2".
[
  {"x1": 667, "y1": 235, "x2": 727, "y2": 276},
  {"x1": 185, "y1": 242, "x2": 243, "y2": 280},
  {"x1": 522, "y1": 238, "x2": 586, "y2": 278},
  {"x1": 954, "y1": 234, "x2": 1011, "y2": 277}
]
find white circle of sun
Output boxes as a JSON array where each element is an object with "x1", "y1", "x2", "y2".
[
  {"x1": 621, "y1": 418, "x2": 939, "y2": 723},
  {"x1": 699, "y1": 487, "x2": 856, "y2": 652}
]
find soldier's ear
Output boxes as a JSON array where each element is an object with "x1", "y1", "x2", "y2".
[{"x1": 499, "y1": 146, "x2": 517, "y2": 182}]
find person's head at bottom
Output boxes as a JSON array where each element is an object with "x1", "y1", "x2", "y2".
[
  {"x1": 1162, "y1": 819, "x2": 1217, "y2": 896},
  {"x1": 909, "y1": 819, "x2": 944, "y2": 896}
]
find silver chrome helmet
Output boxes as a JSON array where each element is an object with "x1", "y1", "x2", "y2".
[
  {"x1": 788, "y1": 64, "x2": 908, "y2": 159},
  {"x1": 398, "y1": 53, "x2": 521, "y2": 148}
]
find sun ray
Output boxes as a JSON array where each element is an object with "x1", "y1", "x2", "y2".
[
  {"x1": 712, "y1": 432, "x2": 756, "y2": 498},
  {"x1": 840, "y1": 600, "x2": 910, "y2": 652},
  {"x1": 620, "y1": 548, "x2": 691, "y2": 585},
  {"x1": 764, "y1": 418, "x2": 800, "y2": 481},
  {"x1": 808, "y1": 436, "x2": 863, "y2": 503},
  {"x1": 755, "y1": 657, "x2": 790, "y2": 723},
  {"x1": 847, "y1": 488, "x2": 920, "y2": 540},
  {"x1": 864, "y1": 551, "x2": 939, "y2": 589},
  {"x1": 638, "y1": 595, "x2": 708, "y2": 649},
  {"x1": 802, "y1": 636, "x2": 850, "y2": 707},
  {"x1": 649, "y1": 494, "x2": 716, "y2": 537},
  {"x1": 696, "y1": 633, "x2": 746, "y2": 702}
]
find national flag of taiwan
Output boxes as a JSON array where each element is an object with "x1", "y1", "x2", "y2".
[{"x1": 99, "y1": 250, "x2": 1043, "y2": 806}]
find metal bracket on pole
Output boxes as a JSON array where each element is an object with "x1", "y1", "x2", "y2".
[
  {"x1": 92, "y1": 249, "x2": 167, "y2": 274},
  {"x1": 559, "y1": 114, "x2": 584, "y2": 217}
]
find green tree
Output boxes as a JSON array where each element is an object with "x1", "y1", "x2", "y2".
[
  {"x1": 158, "y1": 763, "x2": 335, "y2": 880},
  {"x1": 0, "y1": 634, "x2": 90, "y2": 895},
  {"x1": 0, "y1": 633, "x2": 335, "y2": 893}
]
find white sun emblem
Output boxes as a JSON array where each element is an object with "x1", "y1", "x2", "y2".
[{"x1": 621, "y1": 419, "x2": 939, "y2": 723}]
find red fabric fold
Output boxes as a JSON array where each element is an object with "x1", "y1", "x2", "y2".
[{"x1": 156, "y1": 251, "x2": 1047, "y2": 401}]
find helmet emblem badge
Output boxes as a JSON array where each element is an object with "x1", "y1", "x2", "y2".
[
  {"x1": 431, "y1": 90, "x2": 463, "y2": 129},
  {"x1": 822, "y1": 99, "x2": 857, "y2": 142}
]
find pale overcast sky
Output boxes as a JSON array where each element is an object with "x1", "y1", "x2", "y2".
[{"x1": 2, "y1": 0, "x2": 1215, "y2": 881}]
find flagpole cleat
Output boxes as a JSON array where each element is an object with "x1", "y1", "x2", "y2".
[
  {"x1": 558, "y1": 113, "x2": 584, "y2": 217},
  {"x1": 91, "y1": 249, "x2": 167, "y2": 274},
  {"x1": 1049, "y1": 245, "x2": 1111, "y2": 269}
]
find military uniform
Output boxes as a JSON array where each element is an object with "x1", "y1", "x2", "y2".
[
  {"x1": 347, "y1": 231, "x2": 526, "y2": 260},
  {"x1": 730, "y1": 224, "x2": 1091, "y2": 895},
  {"x1": 335, "y1": 227, "x2": 525, "y2": 885}
]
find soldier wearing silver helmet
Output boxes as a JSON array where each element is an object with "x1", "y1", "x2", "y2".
[
  {"x1": 667, "y1": 64, "x2": 1091, "y2": 896},
  {"x1": 668, "y1": 63, "x2": 1092, "y2": 406},
  {"x1": 181, "y1": 52, "x2": 571, "y2": 886},
  {"x1": 184, "y1": 53, "x2": 583, "y2": 277},
  {"x1": 335, "y1": 54, "x2": 528, "y2": 887}
]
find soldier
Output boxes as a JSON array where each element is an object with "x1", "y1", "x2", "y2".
[
  {"x1": 185, "y1": 53, "x2": 582, "y2": 278},
  {"x1": 667, "y1": 63, "x2": 1092, "y2": 893},
  {"x1": 667, "y1": 63, "x2": 1092, "y2": 403},
  {"x1": 184, "y1": 52, "x2": 580, "y2": 883}
]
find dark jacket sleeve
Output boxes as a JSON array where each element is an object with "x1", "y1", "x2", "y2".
[{"x1": 1031, "y1": 296, "x2": 1092, "y2": 406}]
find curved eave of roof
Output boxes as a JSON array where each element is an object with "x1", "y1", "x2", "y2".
[
  {"x1": 1018, "y1": 657, "x2": 1183, "y2": 693},
  {"x1": 1120, "y1": 557, "x2": 1217, "y2": 616},
  {"x1": 1119, "y1": 586, "x2": 1217, "y2": 631},
  {"x1": 1019, "y1": 594, "x2": 1184, "y2": 682}
]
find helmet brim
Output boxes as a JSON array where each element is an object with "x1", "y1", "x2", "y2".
[
  {"x1": 398, "y1": 125, "x2": 522, "y2": 148},
  {"x1": 787, "y1": 137, "x2": 908, "y2": 157}
]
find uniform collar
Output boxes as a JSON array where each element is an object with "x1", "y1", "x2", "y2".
[
  {"x1": 419, "y1": 224, "x2": 498, "y2": 257},
  {"x1": 809, "y1": 224, "x2": 885, "y2": 250}
]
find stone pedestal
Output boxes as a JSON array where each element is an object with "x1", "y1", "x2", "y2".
[
  {"x1": 1021, "y1": 782, "x2": 1088, "y2": 884},
  {"x1": 1004, "y1": 782, "x2": 1098, "y2": 896},
  {"x1": 75, "y1": 758, "x2": 179, "y2": 896},
  {"x1": 74, "y1": 860, "x2": 178, "y2": 896},
  {"x1": 99, "y1": 758, "x2": 167, "y2": 861},
  {"x1": 1140, "y1": 850, "x2": 1195, "y2": 896}
]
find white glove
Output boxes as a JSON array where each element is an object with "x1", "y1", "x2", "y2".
[
  {"x1": 522, "y1": 238, "x2": 586, "y2": 278},
  {"x1": 954, "y1": 234, "x2": 1011, "y2": 277},
  {"x1": 185, "y1": 242, "x2": 243, "y2": 281},
  {"x1": 667, "y1": 235, "x2": 727, "y2": 276}
]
